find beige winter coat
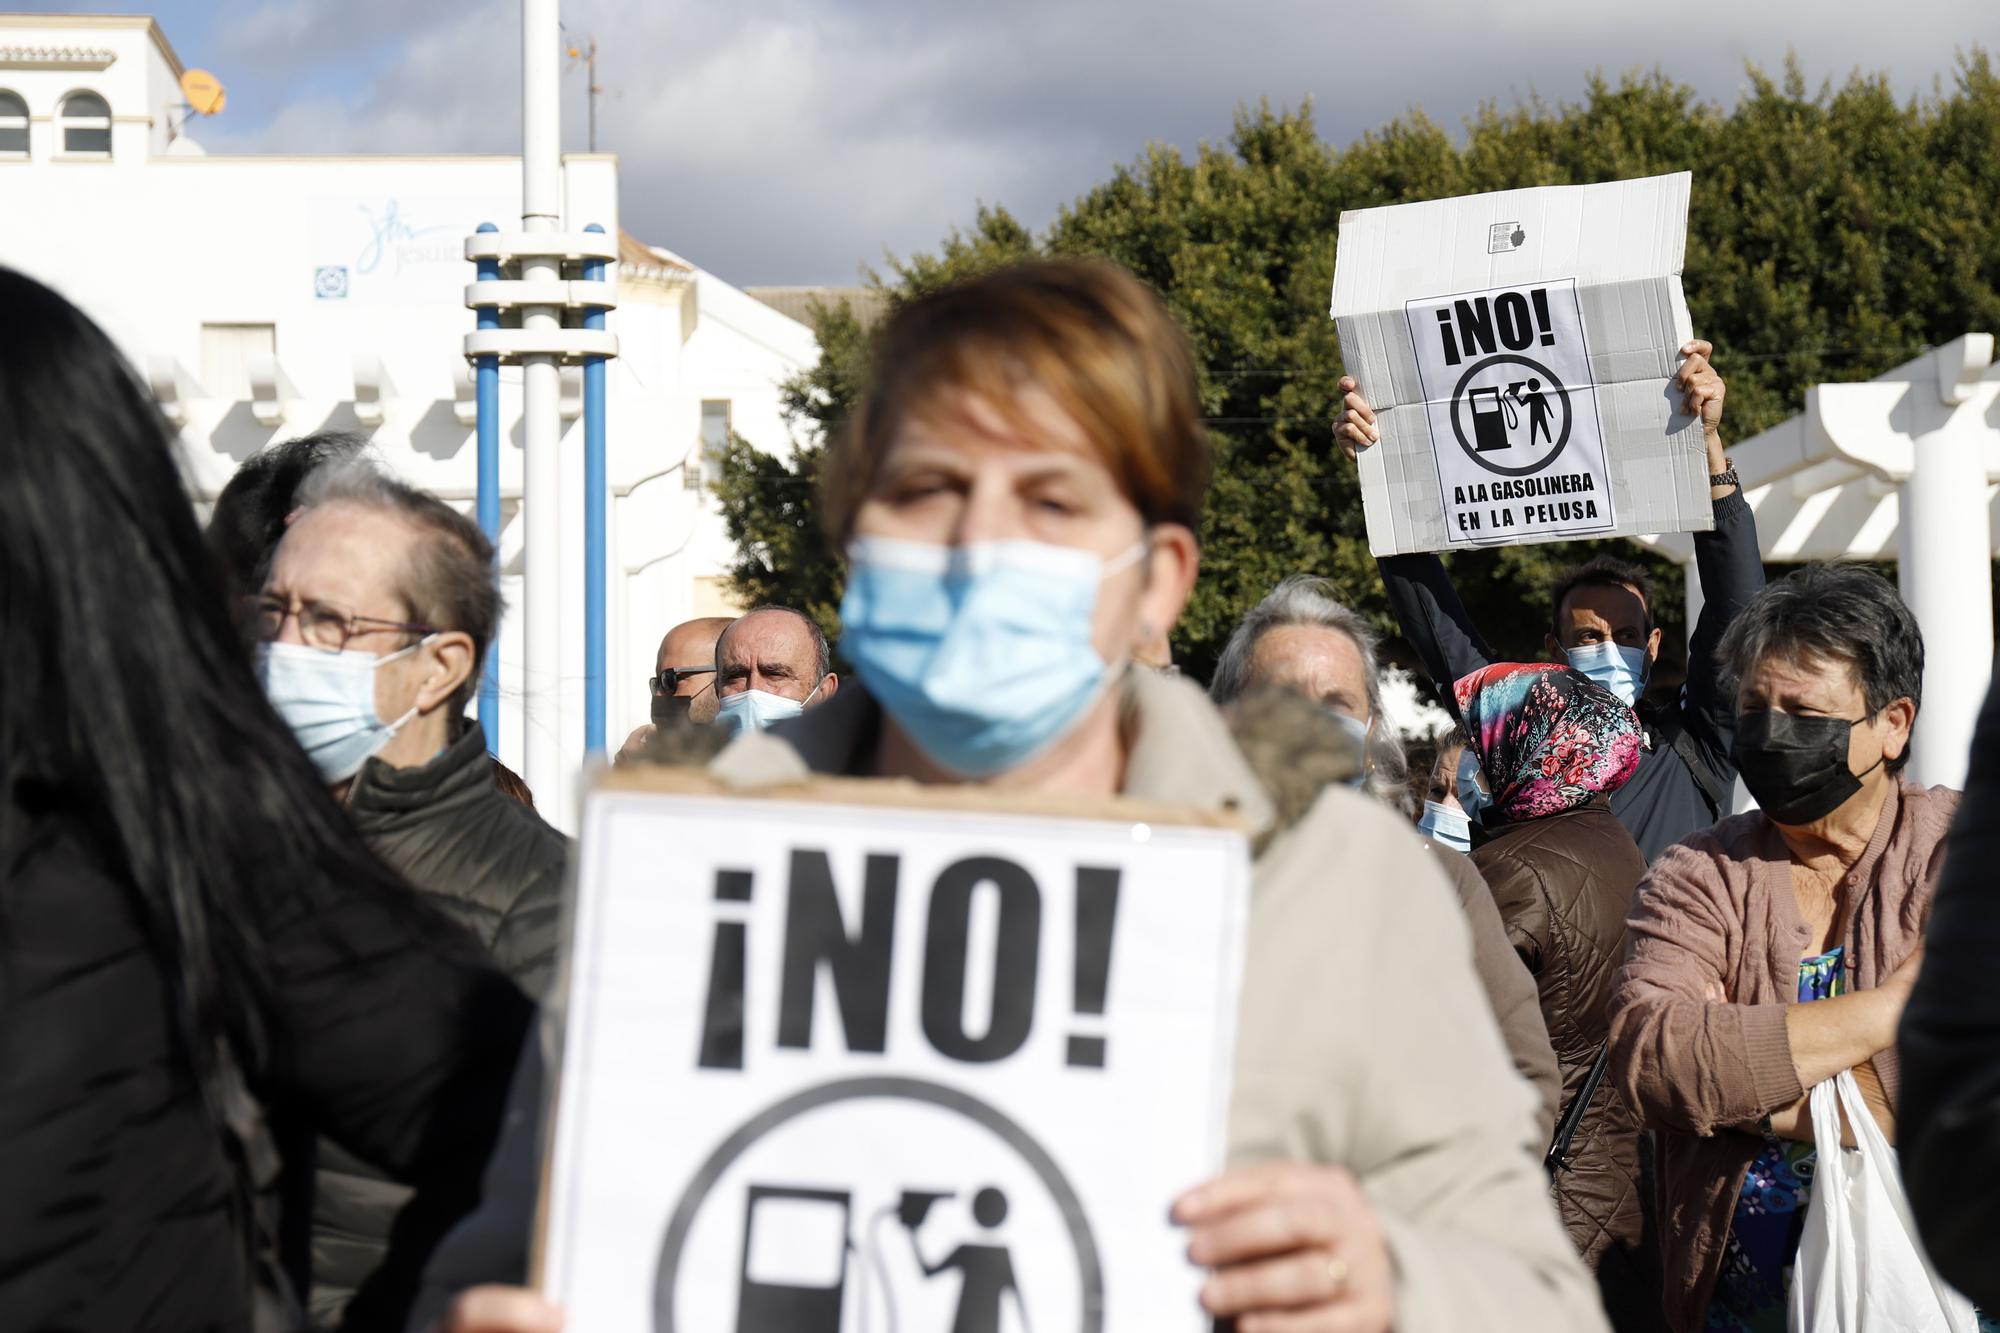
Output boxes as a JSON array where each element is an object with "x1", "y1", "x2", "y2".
[
  {"x1": 706, "y1": 671, "x2": 1605, "y2": 1333},
  {"x1": 411, "y1": 670, "x2": 1605, "y2": 1333}
]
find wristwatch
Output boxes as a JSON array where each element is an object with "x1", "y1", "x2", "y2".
[{"x1": 1710, "y1": 461, "x2": 1740, "y2": 490}]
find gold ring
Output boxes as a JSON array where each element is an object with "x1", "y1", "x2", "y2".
[{"x1": 1325, "y1": 1254, "x2": 1350, "y2": 1291}]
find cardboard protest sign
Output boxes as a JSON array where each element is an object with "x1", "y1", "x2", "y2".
[
  {"x1": 1331, "y1": 172, "x2": 1711, "y2": 555},
  {"x1": 541, "y1": 770, "x2": 1252, "y2": 1333}
]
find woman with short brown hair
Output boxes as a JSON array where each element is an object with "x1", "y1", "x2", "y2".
[
  {"x1": 823, "y1": 259, "x2": 1210, "y2": 545},
  {"x1": 427, "y1": 258, "x2": 1606, "y2": 1333}
]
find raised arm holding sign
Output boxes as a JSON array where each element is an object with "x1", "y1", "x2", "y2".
[
  {"x1": 1337, "y1": 341, "x2": 1765, "y2": 862},
  {"x1": 1328, "y1": 176, "x2": 1766, "y2": 859},
  {"x1": 1330, "y1": 173, "x2": 1716, "y2": 555}
]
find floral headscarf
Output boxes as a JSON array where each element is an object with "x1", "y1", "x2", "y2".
[{"x1": 1453, "y1": 663, "x2": 1642, "y2": 823}]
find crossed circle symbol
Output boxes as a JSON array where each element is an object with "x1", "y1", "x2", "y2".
[
  {"x1": 1448, "y1": 353, "x2": 1571, "y2": 477},
  {"x1": 651, "y1": 1075, "x2": 1104, "y2": 1333}
]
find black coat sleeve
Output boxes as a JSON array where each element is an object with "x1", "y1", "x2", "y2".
[
  {"x1": 1675, "y1": 488, "x2": 1763, "y2": 781},
  {"x1": 1898, "y1": 664, "x2": 2000, "y2": 1308},
  {"x1": 1378, "y1": 553, "x2": 1498, "y2": 718},
  {"x1": 490, "y1": 848, "x2": 567, "y2": 1002},
  {"x1": 0, "y1": 836, "x2": 248, "y2": 1332},
  {"x1": 256, "y1": 877, "x2": 533, "y2": 1331}
]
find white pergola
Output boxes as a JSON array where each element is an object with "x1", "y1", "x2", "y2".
[{"x1": 1632, "y1": 334, "x2": 2000, "y2": 790}]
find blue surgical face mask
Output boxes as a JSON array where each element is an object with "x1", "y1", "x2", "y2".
[
  {"x1": 259, "y1": 638, "x2": 428, "y2": 783},
  {"x1": 1454, "y1": 746, "x2": 1492, "y2": 830},
  {"x1": 716, "y1": 681, "x2": 822, "y2": 736},
  {"x1": 838, "y1": 535, "x2": 1146, "y2": 778},
  {"x1": 1417, "y1": 800, "x2": 1472, "y2": 853},
  {"x1": 1329, "y1": 709, "x2": 1373, "y2": 788},
  {"x1": 1566, "y1": 640, "x2": 1648, "y2": 707}
]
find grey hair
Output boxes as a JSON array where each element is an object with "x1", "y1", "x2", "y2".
[
  {"x1": 1210, "y1": 575, "x2": 1412, "y2": 812},
  {"x1": 1717, "y1": 562, "x2": 1924, "y2": 772},
  {"x1": 730, "y1": 605, "x2": 831, "y2": 682},
  {"x1": 295, "y1": 460, "x2": 501, "y2": 715}
]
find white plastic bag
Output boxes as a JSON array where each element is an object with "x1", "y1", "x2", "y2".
[{"x1": 1787, "y1": 1069, "x2": 1979, "y2": 1333}]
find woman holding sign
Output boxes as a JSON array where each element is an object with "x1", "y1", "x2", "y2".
[{"x1": 428, "y1": 260, "x2": 1605, "y2": 1333}]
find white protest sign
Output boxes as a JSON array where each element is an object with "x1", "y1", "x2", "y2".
[
  {"x1": 1331, "y1": 173, "x2": 1711, "y2": 555},
  {"x1": 1406, "y1": 277, "x2": 1612, "y2": 543},
  {"x1": 542, "y1": 774, "x2": 1252, "y2": 1333}
]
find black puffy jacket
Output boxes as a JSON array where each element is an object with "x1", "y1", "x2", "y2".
[
  {"x1": 309, "y1": 725, "x2": 568, "y2": 1332},
  {"x1": 0, "y1": 811, "x2": 529, "y2": 1333}
]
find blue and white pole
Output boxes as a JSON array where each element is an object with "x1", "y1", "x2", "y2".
[
  {"x1": 461, "y1": 0, "x2": 618, "y2": 801},
  {"x1": 582, "y1": 222, "x2": 608, "y2": 753},
  {"x1": 517, "y1": 0, "x2": 564, "y2": 802},
  {"x1": 474, "y1": 220, "x2": 502, "y2": 753}
]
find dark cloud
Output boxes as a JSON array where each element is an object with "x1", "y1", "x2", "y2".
[{"x1": 186, "y1": 0, "x2": 1990, "y2": 285}]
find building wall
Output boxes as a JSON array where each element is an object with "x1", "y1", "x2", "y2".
[
  {"x1": 0, "y1": 14, "x2": 181, "y2": 164},
  {"x1": 1, "y1": 16, "x2": 817, "y2": 827}
]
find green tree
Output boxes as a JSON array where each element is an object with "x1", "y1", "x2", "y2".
[{"x1": 718, "y1": 53, "x2": 2000, "y2": 687}]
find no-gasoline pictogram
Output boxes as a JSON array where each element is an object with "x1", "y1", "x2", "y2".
[{"x1": 1403, "y1": 278, "x2": 1616, "y2": 545}]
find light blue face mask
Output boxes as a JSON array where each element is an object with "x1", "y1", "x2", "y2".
[
  {"x1": 1329, "y1": 709, "x2": 1373, "y2": 788},
  {"x1": 1417, "y1": 799, "x2": 1472, "y2": 853},
  {"x1": 1566, "y1": 640, "x2": 1648, "y2": 707},
  {"x1": 259, "y1": 638, "x2": 427, "y2": 784},
  {"x1": 1455, "y1": 745, "x2": 1492, "y2": 831},
  {"x1": 838, "y1": 535, "x2": 1146, "y2": 778},
  {"x1": 716, "y1": 682, "x2": 822, "y2": 736}
]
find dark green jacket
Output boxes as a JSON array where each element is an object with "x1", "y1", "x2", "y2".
[{"x1": 309, "y1": 725, "x2": 567, "y2": 1332}]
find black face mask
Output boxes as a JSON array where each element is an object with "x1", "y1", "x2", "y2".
[
  {"x1": 1731, "y1": 709, "x2": 1884, "y2": 826},
  {"x1": 651, "y1": 693, "x2": 694, "y2": 726}
]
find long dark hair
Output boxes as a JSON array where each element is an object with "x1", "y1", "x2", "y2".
[{"x1": 0, "y1": 268, "x2": 445, "y2": 1108}]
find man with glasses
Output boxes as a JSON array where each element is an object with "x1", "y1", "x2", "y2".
[
  {"x1": 616, "y1": 616, "x2": 735, "y2": 762},
  {"x1": 254, "y1": 460, "x2": 567, "y2": 1333}
]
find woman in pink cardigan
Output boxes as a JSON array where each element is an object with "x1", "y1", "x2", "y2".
[{"x1": 1606, "y1": 564, "x2": 1949, "y2": 1332}]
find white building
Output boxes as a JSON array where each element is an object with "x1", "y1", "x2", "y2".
[{"x1": 0, "y1": 13, "x2": 818, "y2": 825}]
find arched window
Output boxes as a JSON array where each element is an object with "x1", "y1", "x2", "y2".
[
  {"x1": 59, "y1": 91, "x2": 111, "y2": 156},
  {"x1": 0, "y1": 91, "x2": 26, "y2": 157}
]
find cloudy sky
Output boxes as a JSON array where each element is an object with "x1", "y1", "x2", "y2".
[{"x1": 51, "y1": 0, "x2": 1993, "y2": 285}]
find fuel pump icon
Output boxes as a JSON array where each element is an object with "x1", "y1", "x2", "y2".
[
  {"x1": 735, "y1": 1186, "x2": 853, "y2": 1333},
  {"x1": 1468, "y1": 385, "x2": 1511, "y2": 452},
  {"x1": 899, "y1": 1189, "x2": 953, "y2": 1229},
  {"x1": 731, "y1": 1186, "x2": 973, "y2": 1332}
]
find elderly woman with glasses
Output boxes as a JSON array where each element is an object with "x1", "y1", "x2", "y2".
[{"x1": 1607, "y1": 564, "x2": 1951, "y2": 1332}]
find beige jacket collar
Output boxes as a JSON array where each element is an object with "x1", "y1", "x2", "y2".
[{"x1": 711, "y1": 667, "x2": 1276, "y2": 840}]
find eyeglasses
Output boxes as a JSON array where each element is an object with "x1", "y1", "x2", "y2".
[
  {"x1": 243, "y1": 595, "x2": 436, "y2": 654},
  {"x1": 650, "y1": 664, "x2": 716, "y2": 696}
]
